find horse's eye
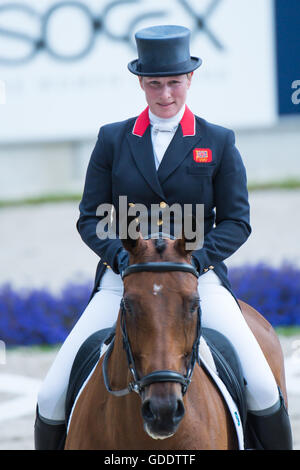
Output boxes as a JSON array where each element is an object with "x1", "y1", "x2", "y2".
[
  {"x1": 124, "y1": 298, "x2": 133, "y2": 314},
  {"x1": 190, "y1": 299, "x2": 199, "y2": 313}
]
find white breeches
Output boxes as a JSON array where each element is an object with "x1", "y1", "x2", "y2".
[{"x1": 37, "y1": 269, "x2": 279, "y2": 421}]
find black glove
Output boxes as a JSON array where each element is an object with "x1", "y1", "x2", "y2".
[
  {"x1": 113, "y1": 249, "x2": 129, "y2": 276},
  {"x1": 191, "y1": 255, "x2": 200, "y2": 274}
]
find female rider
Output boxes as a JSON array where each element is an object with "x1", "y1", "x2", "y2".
[{"x1": 35, "y1": 25, "x2": 293, "y2": 450}]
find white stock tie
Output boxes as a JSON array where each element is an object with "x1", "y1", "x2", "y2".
[
  {"x1": 149, "y1": 106, "x2": 185, "y2": 169},
  {"x1": 151, "y1": 123, "x2": 178, "y2": 167}
]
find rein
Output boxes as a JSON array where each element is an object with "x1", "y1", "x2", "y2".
[{"x1": 102, "y1": 261, "x2": 201, "y2": 397}]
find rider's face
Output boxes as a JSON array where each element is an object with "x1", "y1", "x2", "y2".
[{"x1": 138, "y1": 74, "x2": 193, "y2": 118}]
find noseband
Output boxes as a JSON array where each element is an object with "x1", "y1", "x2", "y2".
[{"x1": 102, "y1": 261, "x2": 201, "y2": 397}]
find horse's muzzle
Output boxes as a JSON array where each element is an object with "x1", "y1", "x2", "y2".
[{"x1": 141, "y1": 394, "x2": 185, "y2": 440}]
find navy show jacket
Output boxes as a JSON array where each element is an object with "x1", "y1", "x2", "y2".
[{"x1": 77, "y1": 105, "x2": 251, "y2": 301}]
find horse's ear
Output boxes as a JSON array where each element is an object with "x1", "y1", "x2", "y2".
[
  {"x1": 173, "y1": 236, "x2": 194, "y2": 257},
  {"x1": 174, "y1": 214, "x2": 197, "y2": 256},
  {"x1": 121, "y1": 216, "x2": 147, "y2": 254}
]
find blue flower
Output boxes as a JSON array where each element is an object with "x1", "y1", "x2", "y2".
[
  {"x1": 0, "y1": 263, "x2": 299, "y2": 346},
  {"x1": 228, "y1": 262, "x2": 300, "y2": 327},
  {"x1": 0, "y1": 281, "x2": 92, "y2": 346}
]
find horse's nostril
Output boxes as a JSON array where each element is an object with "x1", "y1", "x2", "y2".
[
  {"x1": 142, "y1": 397, "x2": 185, "y2": 427},
  {"x1": 141, "y1": 399, "x2": 155, "y2": 422},
  {"x1": 175, "y1": 399, "x2": 185, "y2": 421}
]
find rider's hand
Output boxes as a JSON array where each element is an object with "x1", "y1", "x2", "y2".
[
  {"x1": 113, "y1": 249, "x2": 129, "y2": 276},
  {"x1": 191, "y1": 255, "x2": 200, "y2": 274}
]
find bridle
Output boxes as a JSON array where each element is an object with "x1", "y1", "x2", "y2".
[{"x1": 102, "y1": 261, "x2": 201, "y2": 397}]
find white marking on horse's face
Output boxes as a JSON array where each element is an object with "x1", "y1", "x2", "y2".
[{"x1": 153, "y1": 284, "x2": 163, "y2": 296}]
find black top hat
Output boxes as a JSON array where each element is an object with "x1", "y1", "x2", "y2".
[{"x1": 128, "y1": 25, "x2": 202, "y2": 76}]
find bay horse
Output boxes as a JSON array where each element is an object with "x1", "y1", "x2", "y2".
[{"x1": 65, "y1": 233, "x2": 288, "y2": 450}]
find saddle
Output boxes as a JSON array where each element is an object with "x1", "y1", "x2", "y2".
[
  {"x1": 65, "y1": 326, "x2": 247, "y2": 433},
  {"x1": 65, "y1": 327, "x2": 113, "y2": 426}
]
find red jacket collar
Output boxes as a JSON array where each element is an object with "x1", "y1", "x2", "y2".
[
  {"x1": 132, "y1": 105, "x2": 196, "y2": 137},
  {"x1": 132, "y1": 106, "x2": 150, "y2": 137}
]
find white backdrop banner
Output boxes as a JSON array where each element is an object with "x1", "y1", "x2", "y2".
[{"x1": 0, "y1": 0, "x2": 277, "y2": 143}]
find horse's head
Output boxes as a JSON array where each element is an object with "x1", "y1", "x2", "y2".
[{"x1": 121, "y1": 232, "x2": 200, "y2": 440}]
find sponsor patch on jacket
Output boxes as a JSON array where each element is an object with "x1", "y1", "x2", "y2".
[{"x1": 193, "y1": 148, "x2": 212, "y2": 163}]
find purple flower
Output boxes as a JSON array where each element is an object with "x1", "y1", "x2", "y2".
[
  {"x1": 228, "y1": 263, "x2": 300, "y2": 327},
  {"x1": 0, "y1": 281, "x2": 92, "y2": 346},
  {"x1": 0, "y1": 263, "x2": 299, "y2": 346}
]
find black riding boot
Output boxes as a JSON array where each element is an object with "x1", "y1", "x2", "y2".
[
  {"x1": 247, "y1": 392, "x2": 293, "y2": 450},
  {"x1": 34, "y1": 407, "x2": 66, "y2": 450}
]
